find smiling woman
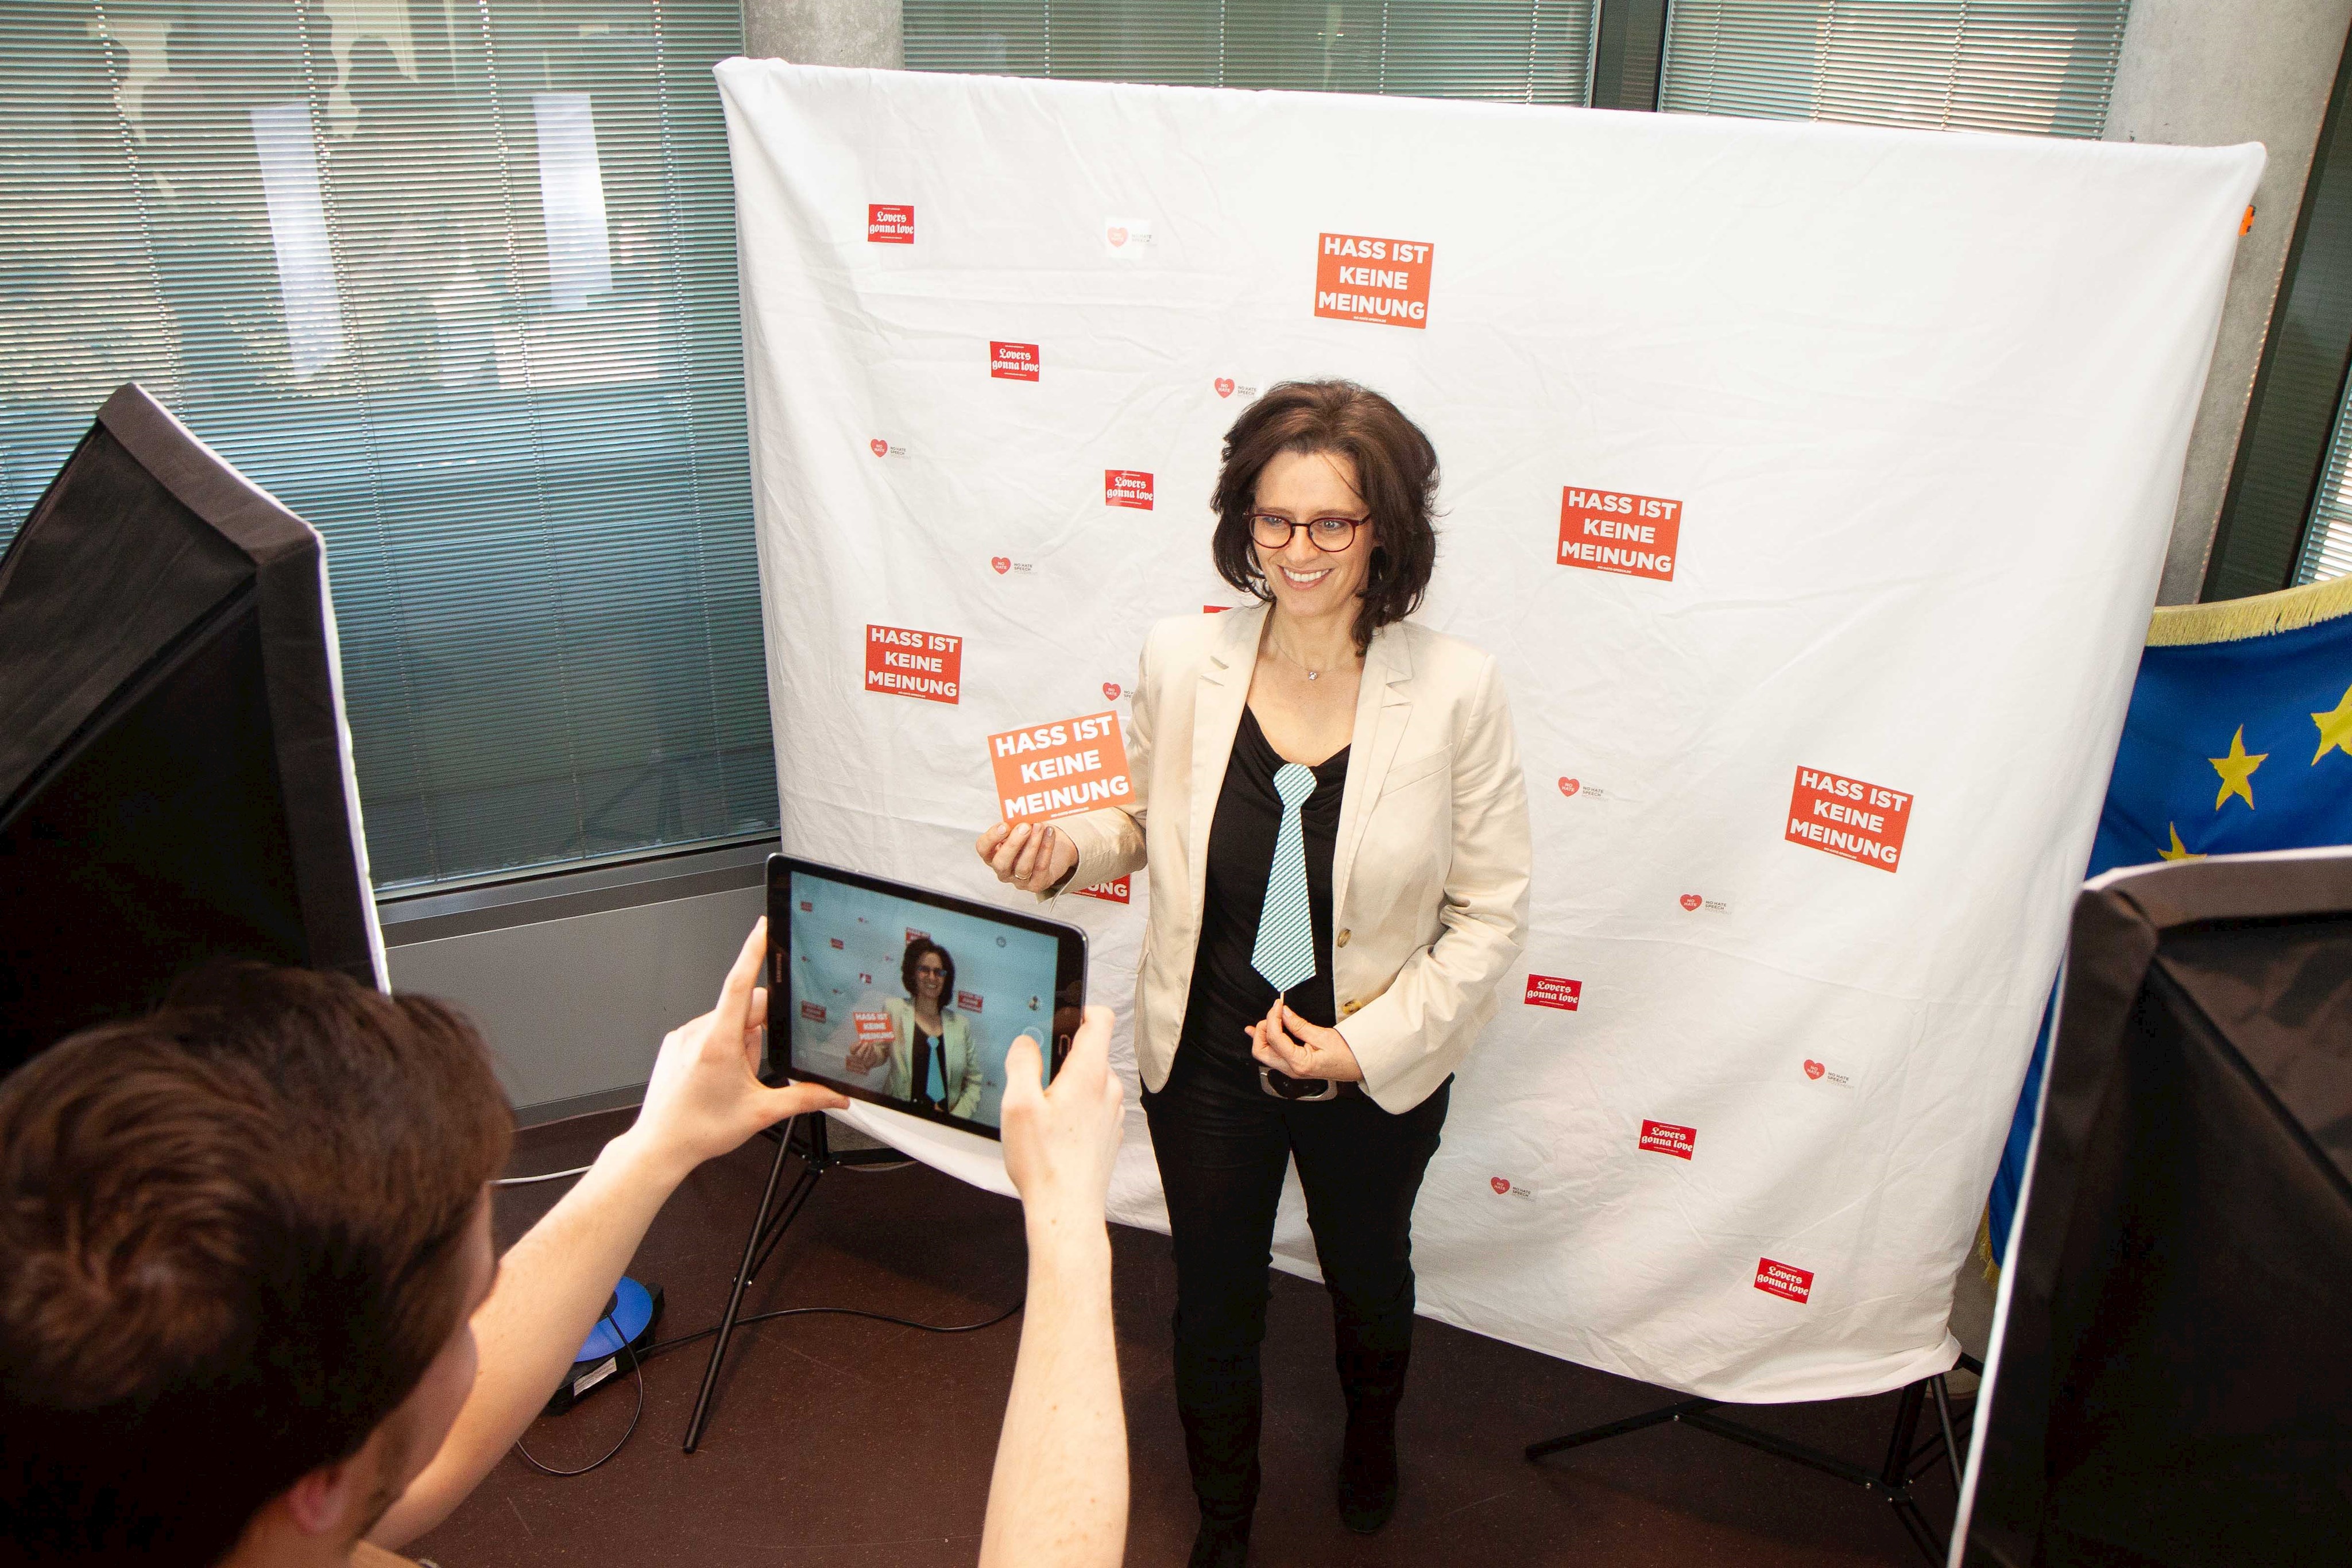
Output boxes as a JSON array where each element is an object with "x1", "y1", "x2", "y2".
[{"x1": 973, "y1": 379, "x2": 1531, "y2": 1565}]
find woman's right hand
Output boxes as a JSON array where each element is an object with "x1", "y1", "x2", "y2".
[
  {"x1": 976, "y1": 820, "x2": 1079, "y2": 896},
  {"x1": 845, "y1": 1039, "x2": 883, "y2": 1074}
]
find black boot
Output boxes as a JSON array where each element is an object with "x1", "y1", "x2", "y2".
[
  {"x1": 1335, "y1": 1336, "x2": 1409, "y2": 1533},
  {"x1": 1178, "y1": 1367, "x2": 1260, "y2": 1567},
  {"x1": 1337, "y1": 1392, "x2": 1401, "y2": 1532},
  {"x1": 1187, "y1": 1513, "x2": 1252, "y2": 1568}
]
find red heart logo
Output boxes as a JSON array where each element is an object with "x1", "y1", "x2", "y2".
[
  {"x1": 991, "y1": 556, "x2": 1011, "y2": 575},
  {"x1": 1107, "y1": 226, "x2": 1127, "y2": 247},
  {"x1": 1490, "y1": 1177, "x2": 1510, "y2": 1195},
  {"x1": 1102, "y1": 683, "x2": 1121, "y2": 701},
  {"x1": 1804, "y1": 1060, "x2": 1826, "y2": 1081},
  {"x1": 1680, "y1": 894, "x2": 1702, "y2": 912},
  {"x1": 869, "y1": 438, "x2": 887, "y2": 456},
  {"x1": 1558, "y1": 777, "x2": 1580, "y2": 797},
  {"x1": 1214, "y1": 378, "x2": 1235, "y2": 398}
]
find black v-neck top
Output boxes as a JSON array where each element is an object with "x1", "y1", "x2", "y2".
[{"x1": 1178, "y1": 706, "x2": 1352, "y2": 1068}]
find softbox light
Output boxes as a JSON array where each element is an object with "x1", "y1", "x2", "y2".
[
  {"x1": 1956, "y1": 847, "x2": 2352, "y2": 1565},
  {"x1": 0, "y1": 384, "x2": 383, "y2": 1078}
]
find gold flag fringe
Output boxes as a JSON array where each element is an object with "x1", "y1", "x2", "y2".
[{"x1": 2148, "y1": 572, "x2": 2352, "y2": 646}]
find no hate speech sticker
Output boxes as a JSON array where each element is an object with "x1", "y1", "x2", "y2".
[
  {"x1": 1639, "y1": 1119, "x2": 1696, "y2": 1160},
  {"x1": 1105, "y1": 470, "x2": 1153, "y2": 509},
  {"x1": 867, "y1": 203, "x2": 914, "y2": 243},
  {"x1": 1755, "y1": 1259, "x2": 1814, "y2": 1304},
  {"x1": 1523, "y1": 974, "x2": 1582, "y2": 1012},
  {"x1": 1558, "y1": 487, "x2": 1682, "y2": 582},
  {"x1": 1785, "y1": 766, "x2": 1913, "y2": 873},
  {"x1": 991, "y1": 341, "x2": 1039, "y2": 381},
  {"x1": 865, "y1": 624, "x2": 961, "y2": 705},
  {"x1": 1314, "y1": 233, "x2": 1433, "y2": 330},
  {"x1": 989, "y1": 712, "x2": 1133, "y2": 826}
]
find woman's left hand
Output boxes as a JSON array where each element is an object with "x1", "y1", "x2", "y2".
[{"x1": 1248, "y1": 997, "x2": 1365, "y2": 1083}]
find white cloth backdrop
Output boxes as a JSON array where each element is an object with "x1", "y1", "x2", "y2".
[{"x1": 716, "y1": 59, "x2": 2260, "y2": 1402}]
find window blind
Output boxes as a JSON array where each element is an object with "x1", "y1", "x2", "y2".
[
  {"x1": 905, "y1": 1, "x2": 1599, "y2": 106},
  {"x1": 1661, "y1": 1, "x2": 2129, "y2": 138},
  {"x1": 2297, "y1": 406, "x2": 2352, "y2": 582},
  {"x1": 0, "y1": 1, "x2": 775, "y2": 890}
]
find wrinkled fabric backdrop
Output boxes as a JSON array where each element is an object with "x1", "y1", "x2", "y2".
[{"x1": 716, "y1": 59, "x2": 2260, "y2": 1402}]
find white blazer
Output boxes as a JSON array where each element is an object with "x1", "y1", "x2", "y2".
[{"x1": 1053, "y1": 603, "x2": 1530, "y2": 1114}]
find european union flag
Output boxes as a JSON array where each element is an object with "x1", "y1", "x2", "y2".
[
  {"x1": 1989, "y1": 580, "x2": 2352, "y2": 1261},
  {"x1": 2095, "y1": 599, "x2": 2352, "y2": 868}
]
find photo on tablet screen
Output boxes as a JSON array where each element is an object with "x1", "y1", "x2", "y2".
[{"x1": 779, "y1": 862, "x2": 1078, "y2": 1133}]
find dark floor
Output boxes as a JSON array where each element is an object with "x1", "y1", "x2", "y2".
[{"x1": 415, "y1": 1111, "x2": 1963, "y2": 1568}]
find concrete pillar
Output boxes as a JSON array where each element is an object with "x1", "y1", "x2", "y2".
[
  {"x1": 2106, "y1": 0, "x2": 2352, "y2": 602},
  {"x1": 742, "y1": 0, "x2": 903, "y2": 68}
]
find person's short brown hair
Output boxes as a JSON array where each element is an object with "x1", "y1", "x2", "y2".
[
  {"x1": 1210, "y1": 380, "x2": 1440, "y2": 651},
  {"x1": 0, "y1": 965, "x2": 512, "y2": 1566},
  {"x1": 902, "y1": 936, "x2": 956, "y2": 1004}
]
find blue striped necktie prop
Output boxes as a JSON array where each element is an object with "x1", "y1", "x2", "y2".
[{"x1": 1252, "y1": 762, "x2": 1320, "y2": 993}]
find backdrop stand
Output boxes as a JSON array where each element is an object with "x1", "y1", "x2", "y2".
[
  {"x1": 1525, "y1": 1356, "x2": 1980, "y2": 1564},
  {"x1": 681, "y1": 1113, "x2": 902, "y2": 1453}
]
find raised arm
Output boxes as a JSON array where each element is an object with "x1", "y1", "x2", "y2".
[
  {"x1": 370, "y1": 922, "x2": 846, "y2": 1547},
  {"x1": 978, "y1": 1006, "x2": 1128, "y2": 1568},
  {"x1": 977, "y1": 624, "x2": 1162, "y2": 897}
]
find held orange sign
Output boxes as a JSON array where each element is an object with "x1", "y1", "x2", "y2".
[
  {"x1": 1314, "y1": 233, "x2": 1433, "y2": 330},
  {"x1": 1785, "y1": 766, "x2": 1912, "y2": 873},
  {"x1": 864, "y1": 624, "x2": 961, "y2": 705},
  {"x1": 1558, "y1": 487, "x2": 1682, "y2": 582},
  {"x1": 989, "y1": 711, "x2": 1133, "y2": 825}
]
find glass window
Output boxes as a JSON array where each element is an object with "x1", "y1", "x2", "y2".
[
  {"x1": 905, "y1": 1, "x2": 1600, "y2": 104},
  {"x1": 0, "y1": 2, "x2": 774, "y2": 889},
  {"x1": 1661, "y1": 1, "x2": 2130, "y2": 138}
]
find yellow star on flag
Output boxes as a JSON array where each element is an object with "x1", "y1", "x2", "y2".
[
  {"x1": 2157, "y1": 823, "x2": 2205, "y2": 862},
  {"x1": 2210, "y1": 725, "x2": 2266, "y2": 811},
  {"x1": 2314, "y1": 680, "x2": 2352, "y2": 764}
]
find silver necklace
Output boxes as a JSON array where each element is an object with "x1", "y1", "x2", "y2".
[{"x1": 1268, "y1": 631, "x2": 1348, "y2": 682}]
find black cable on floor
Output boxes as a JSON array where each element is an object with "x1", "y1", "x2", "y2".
[
  {"x1": 637, "y1": 1294, "x2": 1026, "y2": 1364},
  {"x1": 517, "y1": 1296, "x2": 1024, "y2": 1478},
  {"x1": 513, "y1": 1310, "x2": 641, "y2": 1478}
]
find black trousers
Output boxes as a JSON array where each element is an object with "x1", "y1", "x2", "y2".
[{"x1": 1143, "y1": 1043, "x2": 1450, "y2": 1525}]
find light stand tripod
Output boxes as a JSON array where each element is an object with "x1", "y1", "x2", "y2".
[
  {"x1": 681, "y1": 1112, "x2": 903, "y2": 1452},
  {"x1": 1525, "y1": 1354, "x2": 1980, "y2": 1563}
]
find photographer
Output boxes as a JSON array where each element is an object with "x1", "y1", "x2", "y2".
[{"x1": 0, "y1": 923, "x2": 1128, "y2": 1568}]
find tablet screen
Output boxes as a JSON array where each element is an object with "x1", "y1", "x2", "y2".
[{"x1": 777, "y1": 861, "x2": 1079, "y2": 1134}]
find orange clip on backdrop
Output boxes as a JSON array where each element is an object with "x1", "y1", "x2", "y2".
[{"x1": 717, "y1": 60, "x2": 2260, "y2": 1401}]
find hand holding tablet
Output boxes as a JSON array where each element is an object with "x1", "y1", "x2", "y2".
[{"x1": 769, "y1": 855, "x2": 1088, "y2": 1139}]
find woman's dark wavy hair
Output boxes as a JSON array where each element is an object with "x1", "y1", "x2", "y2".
[
  {"x1": 901, "y1": 936, "x2": 956, "y2": 1006},
  {"x1": 1210, "y1": 380, "x2": 1439, "y2": 652}
]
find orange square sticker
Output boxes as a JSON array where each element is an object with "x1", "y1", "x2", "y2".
[
  {"x1": 988, "y1": 712, "x2": 1132, "y2": 824},
  {"x1": 1785, "y1": 766, "x2": 1912, "y2": 872},
  {"x1": 1314, "y1": 233, "x2": 1433, "y2": 329},
  {"x1": 1558, "y1": 488, "x2": 1682, "y2": 582},
  {"x1": 1075, "y1": 876, "x2": 1131, "y2": 904},
  {"x1": 864, "y1": 624, "x2": 961, "y2": 705},
  {"x1": 867, "y1": 203, "x2": 914, "y2": 243}
]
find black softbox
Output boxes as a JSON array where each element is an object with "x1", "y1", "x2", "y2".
[
  {"x1": 0, "y1": 385, "x2": 381, "y2": 1078},
  {"x1": 1958, "y1": 847, "x2": 2352, "y2": 1565}
]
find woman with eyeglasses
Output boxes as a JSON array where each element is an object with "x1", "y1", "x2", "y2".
[
  {"x1": 973, "y1": 380, "x2": 1530, "y2": 1565},
  {"x1": 848, "y1": 936, "x2": 984, "y2": 1120}
]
